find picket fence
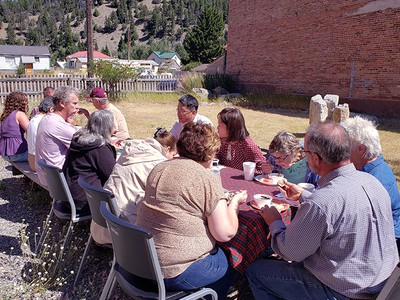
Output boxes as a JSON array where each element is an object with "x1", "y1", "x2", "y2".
[{"x1": 0, "y1": 74, "x2": 178, "y2": 103}]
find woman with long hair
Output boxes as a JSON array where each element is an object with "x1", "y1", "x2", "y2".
[
  {"x1": 216, "y1": 107, "x2": 265, "y2": 174},
  {"x1": 0, "y1": 91, "x2": 29, "y2": 162}
]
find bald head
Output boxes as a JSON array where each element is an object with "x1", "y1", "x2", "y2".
[{"x1": 306, "y1": 121, "x2": 351, "y2": 165}]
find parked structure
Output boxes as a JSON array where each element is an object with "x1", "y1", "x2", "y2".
[
  {"x1": 147, "y1": 51, "x2": 181, "y2": 70},
  {"x1": 119, "y1": 59, "x2": 159, "y2": 74},
  {"x1": 66, "y1": 50, "x2": 113, "y2": 70},
  {"x1": 0, "y1": 45, "x2": 50, "y2": 75},
  {"x1": 227, "y1": 1, "x2": 400, "y2": 117}
]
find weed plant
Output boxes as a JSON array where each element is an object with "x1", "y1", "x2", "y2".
[
  {"x1": 204, "y1": 74, "x2": 235, "y2": 93},
  {"x1": 176, "y1": 73, "x2": 204, "y2": 94}
]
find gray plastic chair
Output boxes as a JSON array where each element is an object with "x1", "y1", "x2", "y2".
[
  {"x1": 73, "y1": 176, "x2": 119, "y2": 287},
  {"x1": 377, "y1": 262, "x2": 400, "y2": 300},
  {"x1": 36, "y1": 160, "x2": 92, "y2": 274},
  {"x1": 99, "y1": 201, "x2": 218, "y2": 300}
]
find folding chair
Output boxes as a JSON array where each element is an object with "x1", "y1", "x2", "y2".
[
  {"x1": 36, "y1": 160, "x2": 91, "y2": 279},
  {"x1": 377, "y1": 262, "x2": 400, "y2": 300},
  {"x1": 73, "y1": 176, "x2": 119, "y2": 287},
  {"x1": 99, "y1": 201, "x2": 218, "y2": 300}
]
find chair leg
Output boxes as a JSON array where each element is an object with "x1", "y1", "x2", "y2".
[
  {"x1": 59, "y1": 221, "x2": 74, "y2": 259},
  {"x1": 73, "y1": 234, "x2": 93, "y2": 287},
  {"x1": 100, "y1": 257, "x2": 117, "y2": 300},
  {"x1": 35, "y1": 207, "x2": 54, "y2": 255}
]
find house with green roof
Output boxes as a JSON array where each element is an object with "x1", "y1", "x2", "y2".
[{"x1": 147, "y1": 51, "x2": 181, "y2": 70}]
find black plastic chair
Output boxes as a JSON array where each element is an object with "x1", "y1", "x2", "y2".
[
  {"x1": 99, "y1": 201, "x2": 218, "y2": 300},
  {"x1": 36, "y1": 160, "x2": 92, "y2": 275},
  {"x1": 73, "y1": 176, "x2": 119, "y2": 287},
  {"x1": 377, "y1": 262, "x2": 400, "y2": 300}
]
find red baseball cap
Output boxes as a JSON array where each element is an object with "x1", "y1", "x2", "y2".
[{"x1": 87, "y1": 87, "x2": 107, "y2": 98}]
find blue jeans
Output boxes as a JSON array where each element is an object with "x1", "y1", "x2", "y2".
[
  {"x1": 2, "y1": 151, "x2": 28, "y2": 163},
  {"x1": 164, "y1": 247, "x2": 235, "y2": 299},
  {"x1": 247, "y1": 259, "x2": 349, "y2": 300}
]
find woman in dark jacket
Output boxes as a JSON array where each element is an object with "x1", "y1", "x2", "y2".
[{"x1": 63, "y1": 110, "x2": 116, "y2": 214}]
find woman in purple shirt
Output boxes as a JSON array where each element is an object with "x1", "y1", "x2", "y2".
[{"x1": 0, "y1": 92, "x2": 29, "y2": 162}]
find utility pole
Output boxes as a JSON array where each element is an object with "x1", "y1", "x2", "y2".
[
  {"x1": 86, "y1": 0, "x2": 94, "y2": 84},
  {"x1": 127, "y1": 25, "x2": 131, "y2": 61}
]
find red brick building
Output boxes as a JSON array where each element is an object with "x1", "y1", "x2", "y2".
[{"x1": 226, "y1": 1, "x2": 400, "y2": 117}]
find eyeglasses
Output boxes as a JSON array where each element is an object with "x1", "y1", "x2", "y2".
[
  {"x1": 303, "y1": 150, "x2": 322, "y2": 160},
  {"x1": 176, "y1": 108, "x2": 192, "y2": 115},
  {"x1": 154, "y1": 127, "x2": 167, "y2": 138}
]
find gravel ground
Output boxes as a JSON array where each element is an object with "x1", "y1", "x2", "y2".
[
  {"x1": 0, "y1": 158, "x2": 253, "y2": 299},
  {"x1": 0, "y1": 159, "x2": 131, "y2": 299}
]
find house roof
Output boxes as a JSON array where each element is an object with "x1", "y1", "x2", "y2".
[
  {"x1": 191, "y1": 64, "x2": 210, "y2": 72},
  {"x1": 66, "y1": 50, "x2": 112, "y2": 59},
  {"x1": 0, "y1": 45, "x2": 50, "y2": 56},
  {"x1": 152, "y1": 51, "x2": 177, "y2": 59}
]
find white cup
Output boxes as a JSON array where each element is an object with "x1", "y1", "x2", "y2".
[
  {"x1": 254, "y1": 194, "x2": 272, "y2": 208},
  {"x1": 243, "y1": 161, "x2": 256, "y2": 181},
  {"x1": 298, "y1": 182, "x2": 315, "y2": 192}
]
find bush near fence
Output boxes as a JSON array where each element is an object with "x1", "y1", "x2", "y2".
[{"x1": 0, "y1": 74, "x2": 178, "y2": 103}]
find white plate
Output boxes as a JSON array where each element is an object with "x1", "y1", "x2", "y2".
[{"x1": 254, "y1": 174, "x2": 285, "y2": 186}]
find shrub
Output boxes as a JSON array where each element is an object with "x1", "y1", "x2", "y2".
[
  {"x1": 204, "y1": 73, "x2": 235, "y2": 93},
  {"x1": 176, "y1": 73, "x2": 204, "y2": 94},
  {"x1": 181, "y1": 61, "x2": 202, "y2": 71}
]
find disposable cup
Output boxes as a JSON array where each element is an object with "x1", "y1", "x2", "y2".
[
  {"x1": 298, "y1": 182, "x2": 315, "y2": 192},
  {"x1": 243, "y1": 161, "x2": 256, "y2": 181}
]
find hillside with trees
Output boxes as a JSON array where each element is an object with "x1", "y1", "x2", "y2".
[{"x1": 0, "y1": 0, "x2": 228, "y2": 66}]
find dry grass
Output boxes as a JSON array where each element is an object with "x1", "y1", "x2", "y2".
[{"x1": 77, "y1": 92, "x2": 400, "y2": 188}]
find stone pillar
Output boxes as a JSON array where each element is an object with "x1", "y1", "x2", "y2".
[
  {"x1": 324, "y1": 94, "x2": 339, "y2": 120},
  {"x1": 333, "y1": 103, "x2": 350, "y2": 123},
  {"x1": 309, "y1": 94, "x2": 328, "y2": 125}
]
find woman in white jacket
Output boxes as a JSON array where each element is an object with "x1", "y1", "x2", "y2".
[{"x1": 92, "y1": 128, "x2": 177, "y2": 245}]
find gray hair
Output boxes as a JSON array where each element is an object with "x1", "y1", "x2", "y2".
[
  {"x1": 73, "y1": 110, "x2": 115, "y2": 146},
  {"x1": 53, "y1": 86, "x2": 80, "y2": 105},
  {"x1": 341, "y1": 116, "x2": 381, "y2": 159},
  {"x1": 306, "y1": 121, "x2": 351, "y2": 164}
]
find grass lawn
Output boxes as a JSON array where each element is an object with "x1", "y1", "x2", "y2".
[{"x1": 76, "y1": 92, "x2": 400, "y2": 188}]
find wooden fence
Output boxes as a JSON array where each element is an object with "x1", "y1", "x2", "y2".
[{"x1": 0, "y1": 74, "x2": 178, "y2": 103}]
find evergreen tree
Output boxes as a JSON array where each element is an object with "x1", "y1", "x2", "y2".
[
  {"x1": 6, "y1": 22, "x2": 17, "y2": 44},
  {"x1": 183, "y1": 5, "x2": 224, "y2": 63}
]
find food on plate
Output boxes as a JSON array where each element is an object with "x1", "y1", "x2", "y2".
[
  {"x1": 254, "y1": 194, "x2": 272, "y2": 208},
  {"x1": 270, "y1": 201, "x2": 288, "y2": 211},
  {"x1": 277, "y1": 180, "x2": 286, "y2": 188},
  {"x1": 260, "y1": 177, "x2": 275, "y2": 184}
]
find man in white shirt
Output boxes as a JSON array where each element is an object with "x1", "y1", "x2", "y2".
[{"x1": 170, "y1": 94, "x2": 213, "y2": 139}]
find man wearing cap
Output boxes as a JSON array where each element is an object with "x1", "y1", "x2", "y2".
[
  {"x1": 27, "y1": 96, "x2": 54, "y2": 171},
  {"x1": 87, "y1": 87, "x2": 130, "y2": 140},
  {"x1": 170, "y1": 94, "x2": 213, "y2": 140}
]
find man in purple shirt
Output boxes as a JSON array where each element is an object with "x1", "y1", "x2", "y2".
[
  {"x1": 35, "y1": 86, "x2": 81, "y2": 186},
  {"x1": 247, "y1": 121, "x2": 398, "y2": 299}
]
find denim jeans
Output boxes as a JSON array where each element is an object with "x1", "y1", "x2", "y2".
[
  {"x1": 2, "y1": 151, "x2": 28, "y2": 163},
  {"x1": 247, "y1": 259, "x2": 350, "y2": 300},
  {"x1": 164, "y1": 247, "x2": 235, "y2": 299}
]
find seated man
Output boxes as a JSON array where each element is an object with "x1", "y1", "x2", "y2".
[
  {"x1": 86, "y1": 87, "x2": 130, "y2": 141},
  {"x1": 247, "y1": 121, "x2": 398, "y2": 299},
  {"x1": 35, "y1": 86, "x2": 82, "y2": 186},
  {"x1": 342, "y1": 116, "x2": 400, "y2": 252},
  {"x1": 170, "y1": 94, "x2": 212, "y2": 139}
]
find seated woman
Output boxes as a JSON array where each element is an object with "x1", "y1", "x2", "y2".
[
  {"x1": 216, "y1": 107, "x2": 265, "y2": 174},
  {"x1": 0, "y1": 92, "x2": 29, "y2": 163},
  {"x1": 62, "y1": 110, "x2": 116, "y2": 214},
  {"x1": 136, "y1": 122, "x2": 247, "y2": 299},
  {"x1": 93, "y1": 128, "x2": 177, "y2": 245},
  {"x1": 262, "y1": 130, "x2": 318, "y2": 185}
]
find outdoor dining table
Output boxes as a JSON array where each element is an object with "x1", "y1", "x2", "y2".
[{"x1": 217, "y1": 166, "x2": 292, "y2": 274}]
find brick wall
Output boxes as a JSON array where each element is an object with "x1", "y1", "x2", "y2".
[{"x1": 227, "y1": 0, "x2": 400, "y2": 117}]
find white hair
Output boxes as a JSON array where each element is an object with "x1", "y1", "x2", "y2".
[{"x1": 341, "y1": 116, "x2": 381, "y2": 159}]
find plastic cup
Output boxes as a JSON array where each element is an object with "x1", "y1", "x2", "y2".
[
  {"x1": 243, "y1": 161, "x2": 256, "y2": 181},
  {"x1": 298, "y1": 182, "x2": 315, "y2": 192}
]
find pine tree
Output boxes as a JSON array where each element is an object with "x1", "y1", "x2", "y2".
[{"x1": 183, "y1": 5, "x2": 224, "y2": 63}]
